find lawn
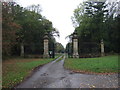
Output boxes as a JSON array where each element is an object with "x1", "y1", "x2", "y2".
[
  {"x1": 64, "y1": 55, "x2": 119, "y2": 74},
  {"x1": 2, "y1": 57, "x2": 58, "y2": 88}
]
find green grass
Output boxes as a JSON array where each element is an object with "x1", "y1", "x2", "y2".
[
  {"x1": 55, "y1": 53, "x2": 63, "y2": 58},
  {"x1": 2, "y1": 58, "x2": 56, "y2": 88},
  {"x1": 64, "y1": 55, "x2": 119, "y2": 73},
  {"x1": 56, "y1": 55, "x2": 64, "y2": 62}
]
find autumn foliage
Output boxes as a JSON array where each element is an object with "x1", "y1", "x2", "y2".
[
  {"x1": 2, "y1": 2, "x2": 21, "y2": 59},
  {"x1": 2, "y1": 1, "x2": 58, "y2": 59}
]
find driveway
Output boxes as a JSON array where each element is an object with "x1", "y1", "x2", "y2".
[{"x1": 16, "y1": 55, "x2": 118, "y2": 88}]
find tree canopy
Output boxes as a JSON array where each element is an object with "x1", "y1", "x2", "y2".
[
  {"x1": 2, "y1": 1, "x2": 60, "y2": 59},
  {"x1": 71, "y1": 0, "x2": 120, "y2": 54}
]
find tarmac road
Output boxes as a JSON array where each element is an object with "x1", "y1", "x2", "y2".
[{"x1": 16, "y1": 55, "x2": 118, "y2": 88}]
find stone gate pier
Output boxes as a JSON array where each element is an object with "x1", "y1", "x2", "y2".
[
  {"x1": 72, "y1": 31, "x2": 79, "y2": 58},
  {"x1": 43, "y1": 33, "x2": 49, "y2": 58},
  {"x1": 101, "y1": 39, "x2": 105, "y2": 56}
]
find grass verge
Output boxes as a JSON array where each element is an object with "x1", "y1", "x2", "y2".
[
  {"x1": 2, "y1": 58, "x2": 56, "y2": 88},
  {"x1": 56, "y1": 55, "x2": 64, "y2": 62},
  {"x1": 64, "y1": 55, "x2": 119, "y2": 74}
]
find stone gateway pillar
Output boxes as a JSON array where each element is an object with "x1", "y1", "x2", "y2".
[
  {"x1": 72, "y1": 31, "x2": 79, "y2": 58},
  {"x1": 100, "y1": 39, "x2": 105, "y2": 56},
  {"x1": 20, "y1": 43, "x2": 24, "y2": 57},
  {"x1": 43, "y1": 33, "x2": 49, "y2": 58}
]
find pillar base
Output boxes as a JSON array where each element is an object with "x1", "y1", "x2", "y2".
[
  {"x1": 101, "y1": 53, "x2": 105, "y2": 57},
  {"x1": 20, "y1": 54, "x2": 24, "y2": 57},
  {"x1": 73, "y1": 53, "x2": 79, "y2": 58},
  {"x1": 43, "y1": 54, "x2": 49, "y2": 58}
]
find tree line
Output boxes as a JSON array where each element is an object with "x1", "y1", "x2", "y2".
[
  {"x1": 66, "y1": 0, "x2": 119, "y2": 56},
  {"x1": 2, "y1": 1, "x2": 64, "y2": 59}
]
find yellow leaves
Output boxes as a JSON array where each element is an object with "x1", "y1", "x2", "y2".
[
  {"x1": 80, "y1": 83, "x2": 96, "y2": 88},
  {"x1": 90, "y1": 85, "x2": 96, "y2": 88}
]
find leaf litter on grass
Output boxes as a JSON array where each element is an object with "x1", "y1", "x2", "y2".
[{"x1": 2, "y1": 58, "x2": 54, "y2": 88}]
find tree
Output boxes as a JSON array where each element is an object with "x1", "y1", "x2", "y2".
[
  {"x1": 2, "y1": 2, "x2": 21, "y2": 59},
  {"x1": 2, "y1": 1, "x2": 60, "y2": 59},
  {"x1": 73, "y1": 1, "x2": 107, "y2": 42},
  {"x1": 71, "y1": 0, "x2": 120, "y2": 54},
  {"x1": 55, "y1": 42, "x2": 64, "y2": 53},
  {"x1": 14, "y1": 4, "x2": 59, "y2": 56},
  {"x1": 65, "y1": 42, "x2": 72, "y2": 57}
]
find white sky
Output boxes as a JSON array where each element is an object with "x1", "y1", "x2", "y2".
[{"x1": 17, "y1": 0, "x2": 83, "y2": 48}]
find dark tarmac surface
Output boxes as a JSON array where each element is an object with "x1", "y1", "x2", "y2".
[{"x1": 16, "y1": 55, "x2": 118, "y2": 88}]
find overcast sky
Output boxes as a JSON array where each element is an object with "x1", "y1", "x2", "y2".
[{"x1": 17, "y1": 0, "x2": 83, "y2": 48}]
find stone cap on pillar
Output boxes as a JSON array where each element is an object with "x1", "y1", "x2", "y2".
[
  {"x1": 101, "y1": 39, "x2": 104, "y2": 44},
  {"x1": 72, "y1": 31, "x2": 78, "y2": 39},
  {"x1": 44, "y1": 32, "x2": 49, "y2": 39}
]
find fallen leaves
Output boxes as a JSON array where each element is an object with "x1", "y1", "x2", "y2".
[
  {"x1": 80, "y1": 83, "x2": 96, "y2": 88},
  {"x1": 2, "y1": 58, "x2": 53, "y2": 88},
  {"x1": 90, "y1": 85, "x2": 96, "y2": 88}
]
